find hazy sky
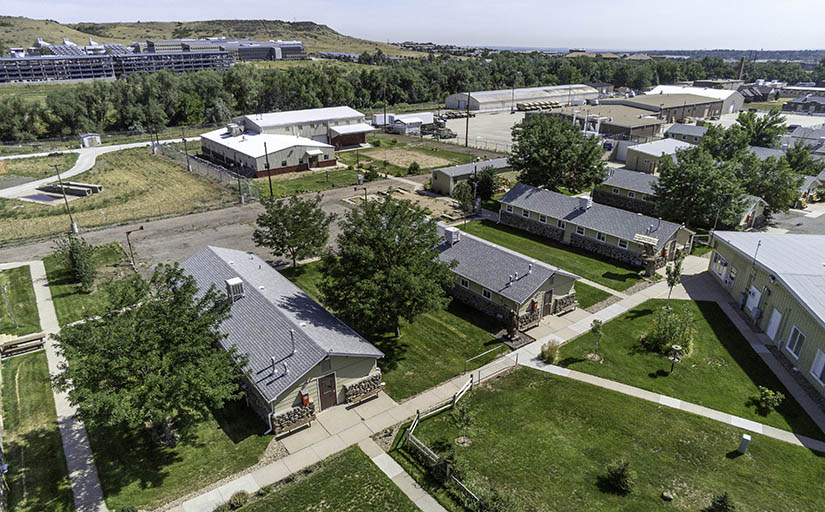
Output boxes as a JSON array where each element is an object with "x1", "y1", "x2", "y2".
[{"x1": 5, "y1": 0, "x2": 824, "y2": 50}]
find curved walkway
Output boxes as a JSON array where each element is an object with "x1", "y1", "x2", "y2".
[{"x1": 0, "y1": 137, "x2": 199, "y2": 199}]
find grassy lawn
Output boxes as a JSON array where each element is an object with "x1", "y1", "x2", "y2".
[
  {"x1": 255, "y1": 168, "x2": 362, "y2": 199},
  {"x1": 560, "y1": 299, "x2": 823, "y2": 439},
  {"x1": 0, "y1": 147, "x2": 234, "y2": 243},
  {"x1": 281, "y1": 261, "x2": 507, "y2": 400},
  {"x1": 88, "y1": 399, "x2": 271, "y2": 510},
  {"x1": 744, "y1": 98, "x2": 794, "y2": 111},
  {"x1": 2, "y1": 352, "x2": 74, "y2": 512},
  {"x1": 692, "y1": 243, "x2": 713, "y2": 256},
  {"x1": 460, "y1": 220, "x2": 645, "y2": 292},
  {"x1": 43, "y1": 242, "x2": 132, "y2": 326},
  {"x1": 245, "y1": 446, "x2": 418, "y2": 511},
  {"x1": 337, "y1": 139, "x2": 475, "y2": 177},
  {"x1": 0, "y1": 266, "x2": 41, "y2": 335},
  {"x1": 4, "y1": 153, "x2": 79, "y2": 179},
  {"x1": 391, "y1": 367, "x2": 825, "y2": 512},
  {"x1": 574, "y1": 281, "x2": 612, "y2": 310}
]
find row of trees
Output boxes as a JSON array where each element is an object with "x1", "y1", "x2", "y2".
[
  {"x1": 655, "y1": 109, "x2": 824, "y2": 228},
  {"x1": 2, "y1": 52, "x2": 820, "y2": 142}
]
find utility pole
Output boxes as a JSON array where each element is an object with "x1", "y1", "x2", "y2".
[
  {"x1": 465, "y1": 91, "x2": 470, "y2": 147},
  {"x1": 383, "y1": 83, "x2": 388, "y2": 133},
  {"x1": 2, "y1": 284, "x2": 18, "y2": 329},
  {"x1": 125, "y1": 225, "x2": 144, "y2": 269},
  {"x1": 354, "y1": 186, "x2": 368, "y2": 202},
  {"x1": 53, "y1": 164, "x2": 78, "y2": 233},
  {"x1": 263, "y1": 141, "x2": 273, "y2": 198},
  {"x1": 181, "y1": 126, "x2": 191, "y2": 172}
]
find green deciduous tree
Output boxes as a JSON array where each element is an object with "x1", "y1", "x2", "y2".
[
  {"x1": 510, "y1": 114, "x2": 606, "y2": 194},
  {"x1": 452, "y1": 181, "x2": 476, "y2": 219},
  {"x1": 654, "y1": 147, "x2": 746, "y2": 228},
  {"x1": 736, "y1": 108, "x2": 786, "y2": 148},
  {"x1": 665, "y1": 256, "x2": 684, "y2": 303},
  {"x1": 700, "y1": 124, "x2": 749, "y2": 161},
  {"x1": 591, "y1": 319, "x2": 603, "y2": 355},
  {"x1": 784, "y1": 142, "x2": 825, "y2": 176},
  {"x1": 705, "y1": 492, "x2": 737, "y2": 512},
  {"x1": 472, "y1": 165, "x2": 500, "y2": 201},
  {"x1": 53, "y1": 264, "x2": 245, "y2": 445},
  {"x1": 736, "y1": 153, "x2": 803, "y2": 215},
  {"x1": 253, "y1": 194, "x2": 335, "y2": 268},
  {"x1": 320, "y1": 197, "x2": 454, "y2": 337},
  {"x1": 53, "y1": 234, "x2": 98, "y2": 293}
]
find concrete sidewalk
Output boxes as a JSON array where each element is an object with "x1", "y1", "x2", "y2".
[
  {"x1": 0, "y1": 261, "x2": 109, "y2": 512},
  {"x1": 359, "y1": 438, "x2": 447, "y2": 512}
]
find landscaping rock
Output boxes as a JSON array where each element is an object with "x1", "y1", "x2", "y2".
[
  {"x1": 271, "y1": 402, "x2": 315, "y2": 435},
  {"x1": 661, "y1": 491, "x2": 674, "y2": 501},
  {"x1": 344, "y1": 373, "x2": 382, "y2": 402}
]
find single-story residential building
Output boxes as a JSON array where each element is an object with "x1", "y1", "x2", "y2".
[
  {"x1": 594, "y1": 169, "x2": 766, "y2": 229},
  {"x1": 430, "y1": 157, "x2": 510, "y2": 196},
  {"x1": 739, "y1": 84, "x2": 779, "y2": 103},
  {"x1": 625, "y1": 138, "x2": 695, "y2": 174},
  {"x1": 708, "y1": 232, "x2": 825, "y2": 399},
  {"x1": 547, "y1": 104, "x2": 665, "y2": 139},
  {"x1": 748, "y1": 145, "x2": 786, "y2": 161},
  {"x1": 665, "y1": 124, "x2": 708, "y2": 144},
  {"x1": 797, "y1": 175, "x2": 823, "y2": 207},
  {"x1": 444, "y1": 84, "x2": 598, "y2": 112},
  {"x1": 782, "y1": 96, "x2": 825, "y2": 115},
  {"x1": 601, "y1": 93, "x2": 724, "y2": 122},
  {"x1": 182, "y1": 246, "x2": 384, "y2": 431},
  {"x1": 740, "y1": 195, "x2": 768, "y2": 229},
  {"x1": 648, "y1": 84, "x2": 744, "y2": 114},
  {"x1": 593, "y1": 168, "x2": 658, "y2": 215},
  {"x1": 498, "y1": 183, "x2": 693, "y2": 270},
  {"x1": 234, "y1": 106, "x2": 374, "y2": 148},
  {"x1": 437, "y1": 224, "x2": 580, "y2": 331},
  {"x1": 201, "y1": 126, "x2": 336, "y2": 178}
]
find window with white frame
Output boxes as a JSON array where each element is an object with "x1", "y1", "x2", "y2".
[
  {"x1": 576, "y1": 226, "x2": 585, "y2": 235},
  {"x1": 460, "y1": 278, "x2": 469, "y2": 289},
  {"x1": 612, "y1": 188, "x2": 619, "y2": 194},
  {"x1": 522, "y1": 209, "x2": 530, "y2": 218},
  {"x1": 539, "y1": 215, "x2": 547, "y2": 223},
  {"x1": 557, "y1": 219, "x2": 564, "y2": 229},
  {"x1": 506, "y1": 205, "x2": 513, "y2": 213},
  {"x1": 482, "y1": 288, "x2": 492, "y2": 300},
  {"x1": 787, "y1": 326, "x2": 806, "y2": 358},
  {"x1": 628, "y1": 191, "x2": 636, "y2": 198},
  {"x1": 597, "y1": 232, "x2": 606, "y2": 242},
  {"x1": 618, "y1": 239, "x2": 628, "y2": 249},
  {"x1": 811, "y1": 350, "x2": 825, "y2": 385}
]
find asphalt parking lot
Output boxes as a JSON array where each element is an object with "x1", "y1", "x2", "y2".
[
  {"x1": 763, "y1": 202, "x2": 825, "y2": 234},
  {"x1": 444, "y1": 111, "x2": 525, "y2": 152}
]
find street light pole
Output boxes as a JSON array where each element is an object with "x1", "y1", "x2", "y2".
[
  {"x1": 263, "y1": 141, "x2": 273, "y2": 198},
  {"x1": 53, "y1": 164, "x2": 78, "y2": 233},
  {"x1": 354, "y1": 186, "x2": 368, "y2": 202},
  {"x1": 181, "y1": 126, "x2": 191, "y2": 172}
]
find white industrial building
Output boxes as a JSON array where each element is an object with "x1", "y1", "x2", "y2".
[
  {"x1": 233, "y1": 106, "x2": 374, "y2": 148},
  {"x1": 646, "y1": 85, "x2": 744, "y2": 114},
  {"x1": 444, "y1": 84, "x2": 599, "y2": 112},
  {"x1": 201, "y1": 125, "x2": 336, "y2": 178}
]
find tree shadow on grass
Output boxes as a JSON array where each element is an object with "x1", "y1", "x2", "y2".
[
  {"x1": 695, "y1": 300, "x2": 825, "y2": 440},
  {"x1": 213, "y1": 399, "x2": 268, "y2": 445},
  {"x1": 626, "y1": 307, "x2": 655, "y2": 321},
  {"x1": 6, "y1": 427, "x2": 74, "y2": 512},
  {"x1": 85, "y1": 420, "x2": 180, "y2": 498}
]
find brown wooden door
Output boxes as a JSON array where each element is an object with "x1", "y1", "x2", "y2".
[
  {"x1": 318, "y1": 374, "x2": 337, "y2": 410},
  {"x1": 542, "y1": 290, "x2": 554, "y2": 316}
]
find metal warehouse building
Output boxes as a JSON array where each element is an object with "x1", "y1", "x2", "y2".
[
  {"x1": 234, "y1": 106, "x2": 374, "y2": 148},
  {"x1": 444, "y1": 84, "x2": 599, "y2": 112},
  {"x1": 201, "y1": 125, "x2": 336, "y2": 178}
]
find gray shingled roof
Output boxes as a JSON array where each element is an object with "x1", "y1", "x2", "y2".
[
  {"x1": 713, "y1": 232, "x2": 825, "y2": 332},
  {"x1": 665, "y1": 124, "x2": 708, "y2": 138},
  {"x1": 432, "y1": 157, "x2": 510, "y2": 178},
  {"x1": 748, "y1": 145, "x2": 785, "y2": 161},
  {"x1": 181, "y1": 247, "x2": 382, "y2": 403},
  {"x1": 602, "y1": 168, "x2": 658, "y2": 195},
  {"x1": 800, "y1": 175, "x2": 820, "y2": 192},
  {"x1": 500, "y1": 183, "x2": 687, "y2": 249},
  {"x1": 436, "y1": 224, "x2": 579, "y2": 304},
  {"x1": 790, "y1": 126, "x2": 825, "y2": 140}
]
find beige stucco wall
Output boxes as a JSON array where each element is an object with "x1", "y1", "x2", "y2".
[
  {"x1": 625, "y1": 149, "x2": 667, "y2": 174},
  {"x1": 431, "y1": 171, "x2": 454, "y2": 195},
  {"x1": 268, "y1": 355, "x2": 379, "y2": 416}
]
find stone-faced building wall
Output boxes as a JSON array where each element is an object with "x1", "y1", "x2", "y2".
[
  {"x1": 570, "y1": 233, "x2": 644, "y2": 267},
  {"x1": 500, "y1": 210, "x2": 564, "y2": 241},
  {"x1": 449, "y1": 284, "x2": 511, "y2": 324},
  {"x1": 593, "y1": 187, "x2": 657, "y2": 216}
]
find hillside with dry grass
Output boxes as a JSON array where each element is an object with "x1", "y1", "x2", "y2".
[{"x1": 0, "y1": 17, "x2": 420, "y2": 56}]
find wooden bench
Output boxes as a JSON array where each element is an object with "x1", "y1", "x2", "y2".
[
  {"x1": 346, "y1": 382, "x2": 385, "y2": 405},
  {"x1": 1, "y1": 332, "x2": 46, "y2": 358}
]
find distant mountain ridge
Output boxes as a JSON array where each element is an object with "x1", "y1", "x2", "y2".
[{"x1": 0, "y1": 16, "x2": 419, "y2": 56}]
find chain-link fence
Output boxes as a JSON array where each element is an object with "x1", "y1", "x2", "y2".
[{"x1": 156, "y1": 144, "x2": 262, "y2": 201}]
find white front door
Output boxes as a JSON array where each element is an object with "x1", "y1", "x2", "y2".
[
  {"x1": 766, "y1": 308, "x2": 783, "y2": 341},
  {"x1": 745, "y1": 285, "x2": 761, "y2": 311}
]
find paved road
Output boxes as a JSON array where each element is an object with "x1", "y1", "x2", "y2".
[
  {"x1": 767, "y1": 203, "x2": 825, "y2": 234},
  {"x1": 0, "y1": 174, "x2": 430, "y2": 270},
  {"x1": 0, "y1": 137, "x2": 200, "y2": 199}
]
